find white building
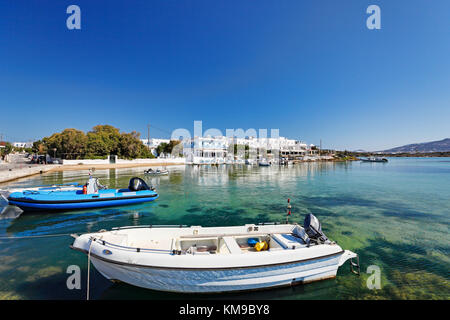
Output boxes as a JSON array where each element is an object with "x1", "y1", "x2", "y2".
[
  {"x1": 182, "y1": 135, "x2": 312, "y2": 164},
  {"x1": 13, "y1": 142, "x2": 33, "y2": 148},
  {"x1": 183, "y1": 136, "x2": 229, "y2": 164},
  {"x1": 141, "y1": 138, "x2": 171, "y2": 156}
]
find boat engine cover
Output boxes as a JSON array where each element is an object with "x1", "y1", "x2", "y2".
[
  {"x1": 128, "y1": 177, "x2": 151, "y2": 191},
  {"x1": 304, "y1": 214, "x2": 329, "y2": 243}
]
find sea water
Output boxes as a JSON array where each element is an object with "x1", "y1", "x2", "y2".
[{"x1": 0, "y1": 157, "x2": 448, "y2": 299}]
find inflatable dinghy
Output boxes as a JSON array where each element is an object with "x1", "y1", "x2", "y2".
[{"x1": 7, "y1": 177, "x2": 158, "y2": 212}]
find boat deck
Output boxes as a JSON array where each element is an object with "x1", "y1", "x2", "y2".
[{"x1": 97, "y1": 224, "x2": 311, "y2": 255}]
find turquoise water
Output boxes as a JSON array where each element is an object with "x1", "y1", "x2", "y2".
[{"x1": 0, "y1": 158, "x2": 449, "y2": 300}]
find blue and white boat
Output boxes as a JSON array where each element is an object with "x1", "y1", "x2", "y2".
[
  {"x1": 71, "y1": 214, "x2": 360, "y2": 293},
  {"x1": 7, "y1": 177, "x2": 158, "y2": 212}
]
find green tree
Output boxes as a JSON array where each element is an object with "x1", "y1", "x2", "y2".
[
  {"x1": 156, "y1": 142, "x2": 168, "y2": 156},
  {"x1": 0, "y1": 142, "x2": 13, "y2": 158},
  {"x1": 32, "y1": 140, "x2": 47, "y2": 155},
  {"x1": 119, "y1": 131, "x2": 154, "y2": 159},
  {"x1": 45, "y1": 129, "x2": 88, "y2": 159},
  {"x1": 86, "y1": 125, "x2": 121, "y2": 157},
  {"x1": 38, "y1": 124, "x2": 155, "y2": 160},
  {"x1": 156, "y1": 140, "x2": 182, "y2": 156}
]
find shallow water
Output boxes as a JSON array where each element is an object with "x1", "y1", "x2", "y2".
[{"x1": 0, "y1": 158, "x2": 449, "y2": 300}]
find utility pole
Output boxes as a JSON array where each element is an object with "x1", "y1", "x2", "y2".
[
  {"x1": 147, "y1": 124, "x2": 150, "y2": 148},
  {"x1": 319, "y1": 139, "x2": 322, "y2": 157}
]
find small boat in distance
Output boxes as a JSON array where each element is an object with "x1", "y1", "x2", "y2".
[
  {"x1": 7, "y1": 177, "x2": 158, "y2": 212},
  {"x1": 361, "y1": 157, "x2": 388, "y2": 163},
  {"x1": 144, "y1": 168, "x2": 169, "y2": 175},
  {"x1": 258, "y1": 159, "x2": 271, "y2": 167},
  {"x1": 245, "y1": 159, "x2": 255, "y2": 165},
  {"x1": 71, "y1": 214, "x2": 359, "y2": 293}
]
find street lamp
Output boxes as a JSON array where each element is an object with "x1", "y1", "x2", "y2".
[{"x1": 53, "y1": 148, "x2": 57, "y2": 159}]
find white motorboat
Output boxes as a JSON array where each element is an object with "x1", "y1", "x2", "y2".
[
  {"x1": 71, "y1": 214, "x2": 359, "y2": 293},
  {"x1": 258, "y1": 160, "x2": 270, "y2": 167},
  {"x1": 144, "y1": 168, "x2": 169, "y2": 175},
  {"x1": 361, "y1": 157, "x2": 388, "y2": 163}
]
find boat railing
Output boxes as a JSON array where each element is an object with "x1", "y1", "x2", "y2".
[
  {"x1": 111, "y1": 224, "x2": 188, "y2": 230},
  {"x1": 258, "y1": 222, "x2": 283, "y2": 225},
  {"x1": 91, "y1": 237, "x2": 173, "y2": 254},
  {"x1": 180, "y1": 232, "x2": 274, "y2": 239}
]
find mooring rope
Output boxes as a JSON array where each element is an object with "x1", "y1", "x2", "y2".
[
  {"x1": 0, "y1": 233, "x2": 73, "y2": 240},
  {"x1": 86, "y1": 237, "x2": 94, "y2": 301}
]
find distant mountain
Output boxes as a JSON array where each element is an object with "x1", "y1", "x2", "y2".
[{"x1": 381, "y1": 138, "x2": 450, "y2": 153}]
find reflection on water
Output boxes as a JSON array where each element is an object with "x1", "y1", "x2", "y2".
[{"x1": 0, "y1": 158, "x2": 449, "y2": 300}]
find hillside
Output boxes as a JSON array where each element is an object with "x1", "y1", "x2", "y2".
[{"x1": 382, "y1": 138, "x2": 450, "y2": 153}]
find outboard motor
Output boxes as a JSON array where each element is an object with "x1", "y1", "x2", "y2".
[
  {"x1": 304, "y1": 214, "x2": 329, "y2": 244},
  {"x1": 128, "y1": 177, "x2": 151, "y2": 191}
]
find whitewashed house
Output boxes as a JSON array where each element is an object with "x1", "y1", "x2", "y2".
[
  {"x1": 184, "y1": 136, "x2": 229, "y2": 164},
  {"x1": 13, "y1": 142, "x2": 33, "y2": 149},
  {"x1": 141, "y1": 138, "x2": 171, "y2": 157},
  {"x1": 182, "y1": 135, "x2": 313, "y2": 164}
]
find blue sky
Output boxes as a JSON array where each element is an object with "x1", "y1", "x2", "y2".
[{"x1": 0, "y1": 0, "x2": 449, "y2": 151}]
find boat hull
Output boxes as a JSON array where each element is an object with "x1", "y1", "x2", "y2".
[
  {"x1": 8, "y1": 191, "x2": 158, "y2": 212},
  {"x1": 85, "y1": 250, "x2": 346, "y2": 293}
]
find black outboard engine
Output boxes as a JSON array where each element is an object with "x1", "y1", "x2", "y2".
[
  {"x1": 304, "y1": 214, "x2": 329, "y2": 244},
  {"x1": 128, "y1": 177, "x2": 151, "y2": 191}
]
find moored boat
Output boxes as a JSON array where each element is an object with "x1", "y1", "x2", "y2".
[
  {"x1": 361, "y1": 157, "x2": 388, "y2": 162},
  {"x1": 144, "y1": 168, "x2": 169, "y2": 175},
  {"x1": 0, "y1": 182, "x2": 83, "y2": 200},
  {"x1": 258, "y1": 159, "x2": 271, "y2": 167},
  {"x1": 71, "y1": 214, "x2": 359, "y2": 293},
  {"x1": 244, "y1": 159, "x2": 255, "y2": 165},
  {"x1": 7, "y1": 177, "x2": 158, "y2": 212}
]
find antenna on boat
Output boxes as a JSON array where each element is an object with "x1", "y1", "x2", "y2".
[{"x1": 286, "y1": 198, "x2": 292, "y2": 224}]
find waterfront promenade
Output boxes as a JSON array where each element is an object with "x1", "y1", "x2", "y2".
[{"x1": 0, "y1": 154, "x2": 186, "y2": 184}]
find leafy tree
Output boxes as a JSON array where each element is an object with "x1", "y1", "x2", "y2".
[
  {"x1": 168, "y1": 140, "x2": 182, "y2": 157},
  {"x1": 45, "y1": 129, "x2": 87, "y2": 159},
  {"x1": 156, "y1": 142, "x2": 169, "y2": 156},
  {"x1": 119, "y1": 131, "x2": 154, "y2": 159},
  {"x1": 156, "y1": 140, "x2": 182, "y2": 157},
  {"x1": 37, "y1": 124, "x2": 154, "y2": 160},
  {"x1": 86, "y1": 125, "x2": 121, "y2": 157},
  {"x1": 0, "y1": 142, "x2": 13, "y2": 158},
  {"x1": 32, "y1": 140, "x2": 47, "y2": 155}
]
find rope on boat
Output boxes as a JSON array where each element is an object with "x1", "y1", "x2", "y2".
[
  {"x1": 0, "y1": 233, "x2": 74, "y2": 240},
  {"x1": 86, "y1": 237, "x2": 93, "y2": 301}
]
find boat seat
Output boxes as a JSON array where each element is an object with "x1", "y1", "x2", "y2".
[
  {"x1": 222, "y1": 236, "x2": 242, "y2": 254},
  {"x1": 272, "y1": 234, "x2": 304, "y2": 249}
]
